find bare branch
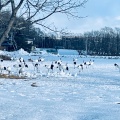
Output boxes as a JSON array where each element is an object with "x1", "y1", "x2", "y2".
[
  {"x1": 36, "y1": 22, "x2": 68, "y2": 35},
  {"x1": 25, "y1": 0, "x2": 48, "y2": 21},
  {"x1": 0, "y1": 0, "x2": 10, "y2": 10},
  {"x1": 10, "y1": 0, "x2": 15, "y2": 11},
  {"x1": 31, "y1": 7, "x2": 58, "y2": 24},
  {"x1": 0, "y1": 0, "x2": 88, "y2": 46},
  {"x1": 23, "y1": 0, "x2": 88, "y2": 25},
  {"x1": 15, "y1": 0, "x2": 24, "y2": 11}
]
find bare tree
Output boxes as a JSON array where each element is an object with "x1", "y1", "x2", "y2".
[
  {"x1": 0, "y1": 0, "x2": 10, "y2": 11},
  {"x1": 0, "y1": 0, "x2": 88, "y2": 46}
]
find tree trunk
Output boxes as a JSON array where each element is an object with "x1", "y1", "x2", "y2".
[{"x1": 0, "y1": 13, "x2": 16, "y2": 46}]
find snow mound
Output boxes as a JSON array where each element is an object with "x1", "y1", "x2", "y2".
[
  {"x1": 0, "y1": 50, "x2": 5, "y2": 55},
  {"x1": 15, "y1": 48, "x2": 29, "y2": 55},
  {"x1": 40, "y1": 50, "x2": 49, "y2": 55},
  {"x1": 58, "y1": 49, "x2": 79, "y2": 55}
]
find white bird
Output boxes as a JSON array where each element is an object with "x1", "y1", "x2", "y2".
[
  {"x1": 89, "y1": 60, "x2": 94, "y2": 66},
  {"x1": 45, "y1": 62, "x2": 54, "y2": 72},
  {"x1": 6, "y1": 66, "x2": 11, "y2": 75},
  {"x1": 33, "y1": 59, "x2": 39, "y2": 63},
  {"x1": 18, "y1": 67, "x2": 25, "y2": 76},
  {"x1": 19, "y1": 57, "x2": 24, "y2": 62},
  {"x1": 55, "y1": 58, "x2": 62, "y2": 65},
  {"x1": 62, "y1": 63, "x2": 69, "y2": 72},
  {"x1": 73, "y1": 58, "x2": 77, "y2": 69},
  {"x1": 32, "y1": 60, "x2": 39, "y2": 71},
  {"x1": 0, "y1": 65, "x2": 6, "y2": 73},
  {"x1": 13, "y1": 63, "x2": 23, "y2": 70},
  {"x1": 114, "y1": 63, "x2": 120, "y2": 72},
  {"x1": 38, "y1": 57, "x2": 44, "y2": 62},
  {"x1": 33, "y1": 63, "x2": 39, "y2": 71},
  {"x1": 77, "y1": 64, "x2": 83, "y2": 73},
  {"x1": 83, "y1": 60, "x2": 90, "y2": 68}
]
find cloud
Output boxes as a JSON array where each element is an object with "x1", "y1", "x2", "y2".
[
  {"x1": 36, "y1": 0, "x2": 120, "y2": 33},
  {"x1": 76, "y1": 16, "x2": 120, "y2": 33},
  {"x1": 115, "y1": 16, "x2": 120, "y2": 21},
  {"x1": 56, "y1": 16, "x2": 120, "y2": 33},
  {"x1": 39, "y1": 15, "x2": 120, "y2": 34}
]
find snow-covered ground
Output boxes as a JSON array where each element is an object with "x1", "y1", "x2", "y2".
[{"x1": 0, "y1": 49, "x2": 120, "y2": 120}]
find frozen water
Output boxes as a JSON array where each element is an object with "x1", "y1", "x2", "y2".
[{"x1": 0, "y1": 49, "x2": 120, "y2": 120}]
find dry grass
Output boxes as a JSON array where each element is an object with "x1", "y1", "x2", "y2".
[
  {"x1": 0, "y1": 55, "x2": 11, "y2": 60},
  {"x1": 0, "y1": 74, "x2": 26, "y2": 79}
]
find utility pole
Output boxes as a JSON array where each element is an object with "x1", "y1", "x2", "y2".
[
  {"x1": 85, "y1": 37, "x2": 88, "y2": 57},
  {"x1": 0, "y1": 0, "x2": 1, "y2": 12},
  {"x1": 10, "y1": 32, "x2": 17, "y2": 51}
]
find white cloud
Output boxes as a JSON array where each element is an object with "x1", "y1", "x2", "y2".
[
  {"x1": 35, "y1": 0, "x2": 120, "y2": 34},
  {"x1": 115, "y1": 16, "x2": 120, "y2": 21},
  {"x1": 38, "y1": 15, "x2": 120, "y2": 34}
]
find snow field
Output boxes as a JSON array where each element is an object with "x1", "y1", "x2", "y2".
[{"x1": 0, "y1": 49, "x2": 120, "y2": 120}]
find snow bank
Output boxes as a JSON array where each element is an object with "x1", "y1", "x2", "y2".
[
  {"x1": 29, "y1": 50, "x2": 49, "y2": 56},
  {"x1": 39, "y1": 50, "x2": 48, "y2": 55},
  {"x1": 0, "y1": 48, "x2": 29, "y2": 57},
  {"x1": 14, "y1": 48, "x2": 29, "y2": 56},
  {"x1": 0, "y1": 50, "x2": 5, "y2": 55},
  {"x1": 58, "y1": 49, "x2": 79, "y2": 55}
]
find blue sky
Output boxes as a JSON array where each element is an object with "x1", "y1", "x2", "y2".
[{"x1": 45, "y1": 0, "x2": 120, "y2": 33}]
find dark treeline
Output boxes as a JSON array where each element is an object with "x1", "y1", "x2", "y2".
[
  {"x1": 36, "y1": 27, "x2": 120, "y2": 56},
  {"x1": 0, "y1": 11, "x2": 120, "y2": 55}
]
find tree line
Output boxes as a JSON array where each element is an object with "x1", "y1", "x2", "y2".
[
  {"x1": 33, "y1": 27, "x2": 120, "y2": 56},
  {"x1": 0, "y1": 9, "x2": 120, "y2": 55},
  {"x1": 0, "y1": 0, "x2": 87, "y2": 46}
]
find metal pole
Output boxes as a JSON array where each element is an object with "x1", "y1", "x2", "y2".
[
  {"x1": 86, "y1": 37, "x2": 88, "y2": 57},
  {"x1": 0, "y1": 0, "x2": 1, "y2": 11}
]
